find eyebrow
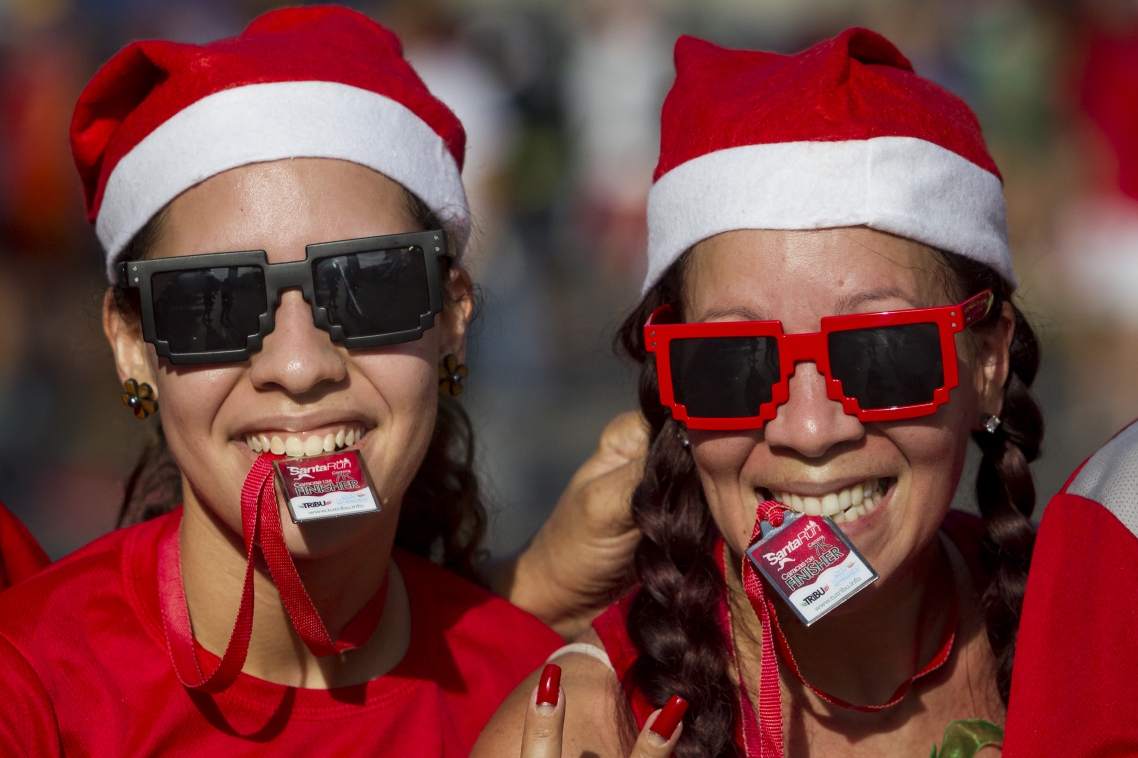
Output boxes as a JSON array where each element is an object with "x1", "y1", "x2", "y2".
[
  {"x1": 691, "y1": 287, "x2": 925, "y2": 324},
  {"x1": 692, "y1": 305, "x2": 775, "y2": 322},
  {"x1": 832, "y1": 287, "x2": 925, "y2": 314}
]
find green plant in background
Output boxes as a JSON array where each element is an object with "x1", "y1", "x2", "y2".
[{"x1": 930, "y1": 719, "x2": 1004, "y2": 758}]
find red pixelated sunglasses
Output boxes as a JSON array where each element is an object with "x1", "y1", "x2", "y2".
[{"x1": 645, "y1": 289, "x2": 994, "y2": 431}]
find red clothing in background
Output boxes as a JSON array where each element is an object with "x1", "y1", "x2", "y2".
[
  {"x1": 1005, "y1": 419, "x2": 1138, "y2": 757},
  {"x1": 0, "y1": 501, "x2": 49, "y2": 589},
  {"x1": 0, "y1": 510, "x2": 561, "y2": 756}
]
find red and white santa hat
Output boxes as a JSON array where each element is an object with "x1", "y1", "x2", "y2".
[
  {"x1": 645, "y1": 29, "x2": 1014, "y2": 291},
  {"x1": 71, "y1": 5, "x2": 468, "y2": 280}
]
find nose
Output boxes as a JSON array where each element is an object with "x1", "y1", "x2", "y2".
[
  {"x1": 248, "y1": 289, "x2": 346, "y2": 395},
  {"x1": 762, "y1": 361, "x2": 864, "y2": 458}
]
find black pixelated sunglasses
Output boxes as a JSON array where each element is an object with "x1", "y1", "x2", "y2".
[{"x1": 117, "y1": 229, "x2": 450, "y2": 365}]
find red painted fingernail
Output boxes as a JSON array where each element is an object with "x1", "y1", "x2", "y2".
[
  {"x1": 649, "y1": 694, "x2": 688, "y2": 739},
  {"x1": 536, "y1": 664, "x2": 561, "y2": 706}
]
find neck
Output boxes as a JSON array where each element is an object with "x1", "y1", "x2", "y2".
[
  {"x1": 727, "y1": 533, "x2": 954, "y2": 708},
  {"x1": 179, "y1": 483, "x2": 410, "y2": 689}
]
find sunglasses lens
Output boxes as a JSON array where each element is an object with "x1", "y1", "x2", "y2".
[
  {"x1": 152, "y1": 267, "x2": 267, "y2": 353},
  {"x1": 669, "y1": 336, "x2": 780, "y2": 418},
  {"x1": 827, "y1": 323, "x2": 943, "y2": 410},
  {"x1": 313, "y1": 247, "x2": 431, "y2": 338}
]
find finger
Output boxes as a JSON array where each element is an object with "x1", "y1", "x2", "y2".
[
  {"x1": 520, "y1": 664, "x2": 565, "y2": 758},
  {"x1": 577, "y1": 455, "x2": 645, "y2": 531},
  {"x1": 630, "y1": 695, "x2": 688, "y2": 758},
  {"x1": 597, "y1": 411, "x2": 649, "y2": 462}
]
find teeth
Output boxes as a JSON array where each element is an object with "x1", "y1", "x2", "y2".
[
  {"x1": 766, "y1": 478, "x2": 891, "y2": 521},
  {"x1": 245, "y1": 426, "x2": 367, "y2": 458}
]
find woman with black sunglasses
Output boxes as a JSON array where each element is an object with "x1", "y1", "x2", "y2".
[
  {"x1": 0, "y1": 7, "x2": 648, "y2": 756},
  {"x1": 476, "y1": 28, "x2": 1039, "y2": 758}
]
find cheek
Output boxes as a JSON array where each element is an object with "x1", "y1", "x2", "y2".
[
  {"x1": 877, "y1": 410, "x2": 972, "y2": 564},
  {"x1": 690, "y1": 432, "x2": 762, "y2": 554},
  {"x1": 353, "y1": 340, "x2": 439, "y2": 499},
  {"x1": 155, "y1": 366, "x2": 240, "y2": 455}
]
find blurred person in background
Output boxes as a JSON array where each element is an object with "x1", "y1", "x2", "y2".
[
  {"x1": 1002, "y1": 7, "x2": 1138, "y2": 750},
  {"x1": 477, "y1": 29, "x2": 1039, "y2": 758},
  {"x1": 565, "y1": 0, "x2": 670, "y2": 295},
  {"x1": 1050, "y1": 0, "x2": 1138, "y2": 443},
  {"x1": 0, "y1": 7, "x2": 648, "y2": 754}
]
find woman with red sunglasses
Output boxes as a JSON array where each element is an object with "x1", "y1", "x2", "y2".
[
  {"x1": 476, "y1": 29, "x2": 1038, "y2": 758},
  {"x1": 0, "y1": 8, "x2": 649, "y2": 756}
]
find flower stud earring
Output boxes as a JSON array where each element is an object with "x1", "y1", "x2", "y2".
[
  {"x1": 979, "y1": 412, "x2": 1001, "y2": 434},
  {"x1": 122, "y1": 378, "x2": 158, "y2": 419},
  {"x1": 438, "y1": 354, "x2": 468, "y2": 397}
]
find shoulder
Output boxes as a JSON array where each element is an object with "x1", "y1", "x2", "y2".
[
  {"x1": 1057, "y1": 417, "x2": 1138, "y2": 530},
  {"x1": 0, "y1": 514, "x2": 166, "y2": 653},
  {"x1": 0, "y1": 633, "x2": 61, "y2": 757},
  {"x1": 393, "y1": 547, "x2": 563, "y2": 710},
  {"x1": 395, "y1": 548, "x2": 563, "y2": 659},
  {"x1": 472, "y1": 628, "x2": 629, "y2": 758}
]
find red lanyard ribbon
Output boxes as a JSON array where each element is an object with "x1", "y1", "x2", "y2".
[
  {"x1": 719, "y1": 501, "x2": 959, "y2": 756},
  {"x1": 716, "y1": 509, "x2": 785, "y2": 758},
  {"x1": 157, "y1": 452, "x2": 388, "y2": 693}
]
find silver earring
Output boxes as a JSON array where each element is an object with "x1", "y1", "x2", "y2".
[
  {"x1": 678, "y1": 429, "x2": 691, "y2": 449},
  {"x1": 980, "y1": 413, "x2": 1001, "y2": 434}
]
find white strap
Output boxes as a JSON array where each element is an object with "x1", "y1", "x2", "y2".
[{"x1": 545, "y1": 643, "x2": 615, "y2": 673}]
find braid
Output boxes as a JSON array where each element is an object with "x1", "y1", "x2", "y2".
[
  {"x1": 616, "y1": 257, "x2": 742, "y2": 758},
  {"x1": 936, "y1": 251, "x2": 1042, "y2": 705}
]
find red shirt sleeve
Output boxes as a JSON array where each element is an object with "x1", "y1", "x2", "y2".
[
  {"x1": 1004, "y1": 493, "x2": 1138, "y2": 756},
  {"x1": 0, "y1": 634, "x2": 62, "y2": 757},
  {"x1": 0, "y1": 502, "x2": 50, "y2": 590}
]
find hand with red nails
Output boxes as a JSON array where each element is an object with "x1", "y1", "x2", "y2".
[{"x1": 499, "y1": 663, "x2": 686, "y2": 758}]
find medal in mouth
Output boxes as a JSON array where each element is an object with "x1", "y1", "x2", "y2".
[{"x1": 274, "y1": 449, "x2": 383, "y2": 523}]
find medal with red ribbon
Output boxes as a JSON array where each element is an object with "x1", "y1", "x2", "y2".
[
  {"x1": 717, "y1": 500, "x2": 959, "y2": 757},
  {"x1": 156, "y1": 452, "x2": 388, "y2": 693}
]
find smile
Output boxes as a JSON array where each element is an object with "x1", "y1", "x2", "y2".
[
  {"x1": 767, "y1": 478, "x2": 893, "y2": 523},
  {"x1": 244, "y1": 425, "x2": 367, "y2": 457}
]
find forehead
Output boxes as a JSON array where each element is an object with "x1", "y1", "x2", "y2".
[
  {"x1": 153, "y1": 158, "x2": 416, "y2": 261},
  {"x1": 683, "y1": 227, "x2": 950, "y2": 325}
]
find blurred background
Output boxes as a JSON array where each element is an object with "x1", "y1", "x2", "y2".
[{"x1": 1, "y1": 0, "x2": 1137, "y2": 559}]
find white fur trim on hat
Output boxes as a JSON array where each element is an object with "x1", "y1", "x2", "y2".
[
  {"x1": 644, "y1": 135, "x2": 1013, "y2": 292},
  {"x1": 98, "y1": 80, "x2": 468, "y2": 280}
]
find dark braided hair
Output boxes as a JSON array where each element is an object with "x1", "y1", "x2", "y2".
[
  {"x1": 935, "y1": 250, "x2": 1042, "y2": 704},
  {"x1": 615, "y1": 246, "x2": 1041, "y2": 756},
  {"x1": 109, "y1": 189, "x2": 488, "y2": 582}
]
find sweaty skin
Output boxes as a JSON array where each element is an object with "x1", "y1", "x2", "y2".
[{"x1": 473, "y1": 227, "x2": 1012, "y2": 758}]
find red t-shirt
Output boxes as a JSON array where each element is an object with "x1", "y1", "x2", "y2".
[
  {"x1": 1005, "y1": 419, "x2": 1138, "y2": 757},
  {"x1": 0, "y1": 511, "x2": 562, "y2": 756},
  {"x1": 0, "y1": 501, "x2": 50, "y2": 590}
]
